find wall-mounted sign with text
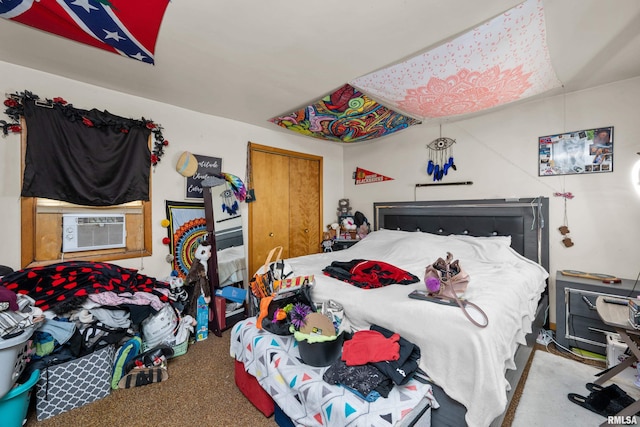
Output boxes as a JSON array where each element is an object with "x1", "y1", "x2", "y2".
[{"x1": 186, "y1": 154, "x2": 222, "y2": 199}]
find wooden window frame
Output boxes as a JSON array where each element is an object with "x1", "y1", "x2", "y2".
[{"x1": 19, "y1": 119, "x2": 153, "y2": 268}]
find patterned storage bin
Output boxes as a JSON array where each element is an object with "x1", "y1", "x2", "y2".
[{"x1": 35, "y1": 345, "x2": 115, "y2": 421}]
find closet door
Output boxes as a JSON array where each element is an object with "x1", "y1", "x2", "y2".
[
  {"x1": 249, "y1": 149, "x2": 290, "y2": 275},
  {"x1": 289, "y1": 156, "x2": 321, "y2": 258},
  {"x1": 248, "y1": 143, "x2": 323, "y2": 276}
]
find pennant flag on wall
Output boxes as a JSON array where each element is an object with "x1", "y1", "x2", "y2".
[
  {"x1": 0, "y1": 0, "x2": 170, "y2": 64},
  {"x1": 350, "y1": 0, "x2": 561, "y2": 119},
  {"x1": 269, "y1": 84, "x2": 420, "y2": 143},
  {"x1": 354, "y1": 167, "x2": 394, "y2": 185}
]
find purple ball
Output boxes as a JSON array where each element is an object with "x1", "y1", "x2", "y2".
[{"x1": 426, "y1": 276, "x2": 440, "y2": 293}]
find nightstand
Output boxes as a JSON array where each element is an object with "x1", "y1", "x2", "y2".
[
  {"x1": 332, "y1": 239, "x2": 359, "y2": 251},
  {"x1": 555, "y1": 271, "x2": 639, "y2": 355}
]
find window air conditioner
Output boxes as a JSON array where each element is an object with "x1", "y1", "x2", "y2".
[{"x1": 62, "y1": 214, "x2": 126, "y2": 253}]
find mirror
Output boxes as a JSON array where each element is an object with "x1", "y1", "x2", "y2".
[
  {"x1": 164, "y1": 178, "x2": 247, "y2": 336},
  {"x1": 209, "y1": 182, "x2": 246, "y2": 289},
  {"x1": 203, "y1": 176, "x2": 247, "y2": 335}
]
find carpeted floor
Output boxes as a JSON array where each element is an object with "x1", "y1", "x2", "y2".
[
  {"x1": 20, "y1": 335, "x2": 632, "y2": 427},
  {"x1": 23, "y1": 329, "x2": 274, "y2": 427}
]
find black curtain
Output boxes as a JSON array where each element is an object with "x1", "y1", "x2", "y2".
[{"x1": 21, "y1": 99, "x2": 151, "y2": 206}]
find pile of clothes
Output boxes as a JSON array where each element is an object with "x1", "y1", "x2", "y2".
[
  {"x1": 323, "y1": 324, "x2": 422, "y2": 401},
  {"x1": 0, "y1": 292, "x2": 44, "y2": 340},
  {"x1": 0, "y1": 261, "x2": 195, "y2": 389}
]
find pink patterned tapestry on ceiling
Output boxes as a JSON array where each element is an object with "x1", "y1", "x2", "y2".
[{"x1": 350, "y1": 0, "x2": 561, "y2": 120}]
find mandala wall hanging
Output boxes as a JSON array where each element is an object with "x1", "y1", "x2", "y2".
[{"x1": 165, "y1": 201, "x2": 206, "y2": 279}]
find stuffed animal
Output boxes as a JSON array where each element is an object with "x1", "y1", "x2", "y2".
[
  {"x1": 357, "y1": 224, "x2": 369, "y2": 240},
  {"x1": 354, "y1": 211, "x2": 370, "y2": 239},
  {"x1": 165, "y1": 271, "x2": 188, "y2": 304},
  {"x1": 184, "y1": 239, "x2": 212, "y2": 321},
  {"x1": 341, "y1": 216, "x2": 356, "y2": 231},
  {"x1": 321, "y1": 232, "x2": 334, "y2": 252}
]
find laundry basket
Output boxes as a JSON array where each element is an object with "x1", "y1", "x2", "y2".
[
  {"x1": 0, "y1": 326, "x2": 35, "y2": 399},
  {"x1": 0, "y1": 369, "x2": 40, "y2": 427}
]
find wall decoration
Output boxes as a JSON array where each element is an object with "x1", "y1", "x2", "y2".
[
  {"x1": 426, "y1": 136, "x2": 457, "y2": 181},
  {"x1": 165, "y1": 201, "x2": 207, "y2": 279},
  {"x1": 175, "y1": 151, "x2": 199, "y2": 177},
  {"x1": 0, "y1": 0, "x2": 170, "y2": 64},
  {"x1": 350, "y1": 0, "x2": 561, "y2": 120},
  {"x1": 554, "y1": 191, "x2": 575, "y2": 247},
  {"x1": 186, "y1": 154, "x2": 222, "y2": 199},
  {"x1": 354, "y1": 167, "x2": 394, "y2": 185},
  {"x1": 269, "y1": 84, "x2": 420, "y2": 143},
  {"x1": 166, "y1": 184, "x2": 243, "y2": 277},
  {"x1": 539, "y1": 127, "x2": 613, "y2": 176}
]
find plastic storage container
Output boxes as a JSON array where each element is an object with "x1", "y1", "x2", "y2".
[
  {"x1": 0, "y1": 369, "x2": 40, "y2": 427},
  {"x1": 297, "y1": 333, "x2": 344, "y2": 367},
  {"x1": 606, "y1": 332, "x2": 628, "y2": 368},
  {"x1": 0, "y1": 326, "x2": 34, "y2": 399}
]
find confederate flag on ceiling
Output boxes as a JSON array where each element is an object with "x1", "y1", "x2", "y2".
[{"x1": 0, "y1": 0, "x2": 170, "y2": 64}]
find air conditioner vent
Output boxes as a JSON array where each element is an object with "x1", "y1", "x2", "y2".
[{"x1": 62, "y1": 214, "x2": 126, "y2": 253}]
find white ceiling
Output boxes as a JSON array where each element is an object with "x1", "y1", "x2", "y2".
[{"x1": 1, "y1": 0, "x2": 639, "y2": 136}]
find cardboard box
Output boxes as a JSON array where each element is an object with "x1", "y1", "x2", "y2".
[
  {"x1": 35, "y1": 345, "x2": 115, "y2": 420},
  {"x1": 196, "y1": 294, "x2": 209, "y2": 342},
  {"x1": 215, "y1": 286, "x2": 247, "y2": 304}
]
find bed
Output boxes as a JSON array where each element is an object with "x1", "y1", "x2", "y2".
[{"x1": 236, "y1": 198, "x2": 549, "y2": 427}]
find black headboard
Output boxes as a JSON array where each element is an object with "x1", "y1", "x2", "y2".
[{"x1": 373, "y1": 198, "x2": 549, "y2": 273}]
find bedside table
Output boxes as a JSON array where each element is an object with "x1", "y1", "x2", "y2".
[
  {"x1": 332, "y1": 239, "x2": 359, "y2": 251},
  {"x1": 555, "y1": 271, "x2": 639, "y2": 355}
]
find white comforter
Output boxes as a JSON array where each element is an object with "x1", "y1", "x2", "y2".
[
  {"x1": 285, "y1": 229, "x2": 548, "y2": 427},
  {"x1": 217, "y1": 245, "x2": 246, "y2": 286}
]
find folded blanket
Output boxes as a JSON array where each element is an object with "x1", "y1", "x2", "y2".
[
  {"x1": 322, "y1": 259, "x2": 419, "y2": 289},
  {"x1": 0, "y1": 261, "x2": 169, "y2": 312}
]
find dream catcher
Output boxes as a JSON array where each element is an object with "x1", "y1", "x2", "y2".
[
  {"x1": 202, "y1": 172, "x2": 246, "y2": 217},
  {"x1": 220, "y1": 184, "x2": 239, "y2": 216},
  {"x1": 426, "y1": 126, "x2": 457, "y2": 181}
]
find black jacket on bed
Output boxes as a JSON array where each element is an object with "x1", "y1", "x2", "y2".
[{"x1": 322, "y1": 259, "x2": 420, "y2": 289}]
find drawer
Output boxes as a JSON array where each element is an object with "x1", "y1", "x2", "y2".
[
  {"x1": 565, "y1": 314, "x2": 615, "y2": 348},
  {"x1": 566, "y1": 287, "x2": 628, "y2": 320},
  {"x1": 567, "y1": 289, "x2": 600, "y2": 320}
]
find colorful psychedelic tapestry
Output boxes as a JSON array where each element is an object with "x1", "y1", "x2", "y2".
[
  {"x1": 0, "y1": 0, "x2": 170, "y2": 64},
  {"x1": 269, "y1": 84, "x2": 420, "y2": 143},
  {"x1": 350, "y1": 0, "x2": 561, "y2": 120}
]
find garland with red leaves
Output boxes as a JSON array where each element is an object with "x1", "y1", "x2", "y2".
[{"x1": 2, "y1": 90, "x2": 168, "y2": 166}]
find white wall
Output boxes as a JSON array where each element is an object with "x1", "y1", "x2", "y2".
[
  {"x1": 342, "y1": 77, "x2": 640, "y2": 324},
  {"x1": 0, "y1": 61, "x2": 344, "y2": 278},
  {"x1": 2, "y1": 59, "x2": 638, "y2": 325}
]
